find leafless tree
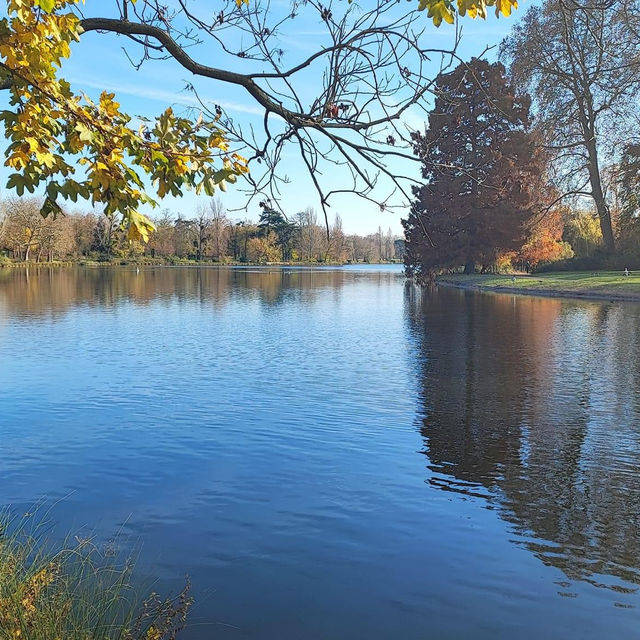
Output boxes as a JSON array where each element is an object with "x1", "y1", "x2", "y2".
[
  {"x1": 295, "y1": 207, "x2": 323, "y2": 260},
  {"x1": 1, "y1": 198, "x2": 47, "y2": 261},
  {"x1": 208, "y1": 198, "x2": 232, "y2": 260},
  {"x1": 74, "y1": 0, "x2": 463, "y2": 228},
  {"x1": 328, "y1": 214, "x2": 347, "y2": 261},
  {"x1": 501, "y1": 0, "x2": 640, "y2": 252},
  {"x1": 193, "y1": 204, "x2": 213, "y2": 260},
  {"x1": 37, "y1": 216, "x2": 74, "y2": 262},
  {"x1": 149, "y1": 209, "x2": 177, "y2": 257}
]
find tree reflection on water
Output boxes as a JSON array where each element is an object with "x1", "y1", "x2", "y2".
[{"x1": 407, "y1": 285, "x2": 640, "y2": 592}]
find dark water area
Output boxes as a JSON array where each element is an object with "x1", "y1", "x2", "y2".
[{"x1": 1, "y1": 265, "x2": 640, "y2": 638}]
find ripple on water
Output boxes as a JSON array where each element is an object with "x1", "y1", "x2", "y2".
[{"x1": 2, "y1": 267, "x2": 640, "y2": 639}]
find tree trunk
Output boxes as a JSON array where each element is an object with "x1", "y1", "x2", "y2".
[
  {"x1": 592, "y1": 181, "x2": 615, "y2": 254},
  {"x1": 576, "y1": 88, "x2": 616, "y2": 253},
  {"x1": 585, "y1": 138, "x2": 615, "y2": 253},
  {"x1": 464, "y1": 260, "x2": 475, "y2": 274}
]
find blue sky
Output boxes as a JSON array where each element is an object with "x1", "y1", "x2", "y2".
[{"x1": 1, "y1": 2, "x2": 517, "y2": 234}]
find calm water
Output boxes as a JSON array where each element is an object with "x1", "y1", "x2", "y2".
[{"x1": 2, "y1": 265, "x2": 640, "y2": 638}]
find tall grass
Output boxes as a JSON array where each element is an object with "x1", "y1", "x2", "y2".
[{"x1": 0, "y1": 512, "x2": 191, "y2": 640}]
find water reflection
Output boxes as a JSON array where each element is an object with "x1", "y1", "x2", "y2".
[
  {"x1": 0, "y1": 265, "x2": 400, "y2": 318},
  {"x1": 408, "y1": 285, "x2": 640, "y2": 591},
  {"x1": 3, "y1": 266, "x2": 640, "y2": 637}
]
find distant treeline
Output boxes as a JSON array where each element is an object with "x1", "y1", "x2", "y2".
[{"x1": 0, "y1": 198, "x2": 403, "y2": 264}]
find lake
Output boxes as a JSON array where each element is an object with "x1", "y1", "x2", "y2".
[{"x1": 1, "y1": 264, "x2": 640, "y2": 638}]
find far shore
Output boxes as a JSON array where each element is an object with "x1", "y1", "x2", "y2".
[
  {"x1": 5, "y1": 261, "x2": 639, "y2": 302},
  {"x1": 0, "y1": 258, "x2": 403, "y2": 269},
  {"x1": 437, "y1": 272, "x2": 640, "y2": 302}
]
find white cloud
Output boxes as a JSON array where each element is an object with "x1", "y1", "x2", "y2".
[{"x1": 68, "y1": 76, "x2": 265, "y2": 116}]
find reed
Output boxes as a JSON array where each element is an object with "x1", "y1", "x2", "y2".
[{"x1": 0, "y1": 511, "x2": 191, "y2": 640}]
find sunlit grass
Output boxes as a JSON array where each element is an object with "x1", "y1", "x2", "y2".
[
  {"x1": 437, "y1": 271, "x2": 640, "y2": 298},
  {"x1": 0, "y1": 511, "x2": 191, "y2": 640}
]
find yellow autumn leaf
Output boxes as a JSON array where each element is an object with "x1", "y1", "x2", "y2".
[
  {"x1": 2, "y1": 0, "x2": 247, "y2": 243},
  {"x1": 420, "y1": 0, "x2": 517, "y2": 23},
  {"x1": 126, "y1": 211, "x2": 156, "y2": 244},
  {"x1": 429, "y1": 0, "x2": 456, "y2": 26},
  {"x1": 495, "y1": 0, "x2": 517, "y2": 17}
]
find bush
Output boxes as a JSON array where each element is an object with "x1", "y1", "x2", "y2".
[
  {"x1": 534, "y1": 252, "x2": 640, "y2": 273},
  {"x1": 0, "y1": 512, "x2": 192, "y2": 640}
]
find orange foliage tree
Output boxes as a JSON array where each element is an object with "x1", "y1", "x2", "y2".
[{"x1": 515, "y1": 208, "x2": 573, "y2": 269}]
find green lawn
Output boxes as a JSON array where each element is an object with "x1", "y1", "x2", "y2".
[{"x1": 437, "y1": 271, "x2": 640, "y2": 300}]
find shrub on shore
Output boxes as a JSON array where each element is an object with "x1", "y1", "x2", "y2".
[
  {"x1": 534, "y1": 252, "x2": 640, "y2": 273},
  {"x1": 0, "y1": 513, "x2": 191, "y2": 640}
]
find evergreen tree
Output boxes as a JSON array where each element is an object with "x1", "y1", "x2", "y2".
[
  {"x1": 258, "y1": 204, "x2": 298, "y2": 261},
  {"x1": 403, "y1": 58, "x2": 546, "y2": 281}
]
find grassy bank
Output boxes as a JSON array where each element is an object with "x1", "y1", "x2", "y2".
[
  {"x1": 437, "y1": 272, "x2": 640, "y2": 301},
  {"x1": 0, "y1": 514, "x2": 191, "y2": 640}
]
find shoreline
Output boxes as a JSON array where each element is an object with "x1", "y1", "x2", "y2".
[
  {"x1": 0, "y1": 259, "x2": 403, "y2": 270},
  {"x1": 0, "y1": 259, "x2": 346, "y2": 269},
  {"x1": 436, "y1": 274, "x2": 640, "y2": 303}
]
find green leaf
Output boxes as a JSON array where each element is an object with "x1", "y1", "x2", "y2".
[
  {"x1": 35, "y1": 0, "x2": 56, "y2": 13},
  {"x1": 75, "y1": 123, "x2": 94, "y2": 143},
  {"x1": 40, "y1": 195, "x2": 62, "y2": 219},
  {"x1": 6, "y1": 173, "x2": 25, "y2": 196},
  {"x1": 150, "y1": 149, "x2": 169, "y2": 165}
]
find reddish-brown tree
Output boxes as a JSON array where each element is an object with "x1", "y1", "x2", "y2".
[{"x1": 403, "y1": 58, "x2": 547, "y2": 281}]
